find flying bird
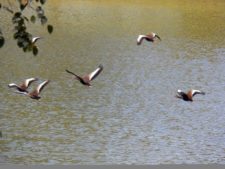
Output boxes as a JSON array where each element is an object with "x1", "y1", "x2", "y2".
[
  {"x1": 25, "y1": 80, "x2": 50, "y2": 100},
  {"x1": 8, "y1": 77, "x2": 38, "y2": 93},
  {"x1": 137, "y1": 32, "x2": 161, "y2": 45},
  {"x1": 65, "y1": 64, "x2": 103, "y2": 87},
  {"x1": 176, "y1": 89, "x2": 205, "y2": 102}
]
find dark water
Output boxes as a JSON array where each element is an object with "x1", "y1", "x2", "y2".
[{"x1": 0, "y1": 0, "x2": 225, "y2": 164}]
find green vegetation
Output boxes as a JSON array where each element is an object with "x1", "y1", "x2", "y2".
[{"x1": 0, "y1": 0, "x2": 53, "y2": 56}]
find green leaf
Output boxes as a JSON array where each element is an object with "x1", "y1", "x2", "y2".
[
  {"x1": 47, "y1": 25, "x2": 53, "y2": 34},
  {"x1": 18, "y1": 18, "x2": 25, "y2": 26},
  {"x1": 23, "y1": 47, "x2": 27, "y2": 52},
  {"x1": 22, "y1": 40, "x2": 29, "y2": 48},
  {"x1": 12, "y1": 12, "x2": 23, "y2": 24},
  {"x1": 14, "y1": 32, "x2": 20, "y2": 39},
  {"x1": 36, "y1": 6, "x2": 44, "y2": 15},
  {"x1": 40, "y1": 0, "x2": 46, "y2": 5},
  {"x1": 41, "y1": 16, "x2": 47, "y2": 25},
  {"x1": 26, "y1": 44, "x2": 33, "y2": 51},
  {"x1": 0, "y1": 36, "x2": 5, "y2": 48},
  {"x1": 30, "y1": 15, "x2": 36, "y2": 23},
  {"x1": 14, "y1": 12, "x2": 22, "y2": 18},
  {"x1": 15, "y1": 25, "x2": 26, "y2": 32},
  {"x1": 33, "y1": 46, "x2": 38, "y2": 56},
  {"x1": 17, "y1": 41, "x2": 23, "y2": 48}
]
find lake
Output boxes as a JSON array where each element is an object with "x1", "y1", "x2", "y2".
[{"x1": 0, "y1": 0, "x2": 225, "y2": 164}]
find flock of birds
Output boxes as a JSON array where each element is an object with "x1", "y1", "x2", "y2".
[{"x1": 8, "y1": 32, "x2": 205, "y2": 102}]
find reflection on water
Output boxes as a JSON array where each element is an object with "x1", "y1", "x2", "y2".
[{"x1": 0, "y1": 0, "x2": 225, "y2": 164}]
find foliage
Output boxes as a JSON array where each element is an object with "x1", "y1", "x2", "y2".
[{"x1": 0, "y1": 0, "x2": 53, "y2": 56}]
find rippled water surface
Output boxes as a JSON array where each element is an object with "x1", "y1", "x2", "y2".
[{"x1": 1, "y1": 0, "x2": 225, "y2": 164}]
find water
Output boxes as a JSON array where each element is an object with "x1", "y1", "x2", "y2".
[{"x1": 0, "y1": 0, "x2": 225, "y2": 164}]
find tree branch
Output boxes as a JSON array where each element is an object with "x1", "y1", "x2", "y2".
[{"x1": 2, "y1": 5, "x2": 14, "y2": 14}]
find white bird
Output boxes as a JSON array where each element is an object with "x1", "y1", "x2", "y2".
[
  {"x1": 65, "y1": 64, "x2": 103, "y2": 87},
  {"x1": 25, "y1": 80, "x2": 50, "y2": 100},
  {"x1": 176, "y1": 89, "x2": 205, "y2": 101},
  {"x1": 8, "y1": 78, "x2": 38, "y2": 93},
  {"x1": 137, "y1": 32, "x2": 161, "y2": 45}
]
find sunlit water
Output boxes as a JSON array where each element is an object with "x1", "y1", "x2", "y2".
[{"x1": 0, "y1": 0, "x2": 225, "y2": 164}]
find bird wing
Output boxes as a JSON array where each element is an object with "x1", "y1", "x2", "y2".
[
  {"x1": 191, "y1": 90, "x2": 205, "y2": 97},
  {"x1": 35, "y1": 80, "x2": 50, "y2": 95},
  {"x1": 65, "y1": 69, "x2": 83, "y2": 81},
  {"x1": 137, "y1": 35, "x2": 147, "y2": 45},
  {"x1": 24, "y1": 78, "x2": 38, "y2": 88},
  {"x1": 32, "y1": 37, "x2": 41, "y2": 43},
  {"x1": 155, "y1": 34, "x2": 161, "y2": 41},
  {"x1": 87, "y1": 64, "x2": 103, "y2": 81},
  {"x1": 14, "y1": 90, "x2": 28, "y2": 95},
  {"x1": 175, "y1": 94, "x2": 182, "y2": 99},
  {"x1": 177, "y1": 91, "x2": 187, "y2": 98},
  {"x1": 8, "y1": 83, "x2": 20, "y2": 89}
]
